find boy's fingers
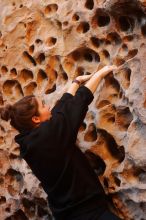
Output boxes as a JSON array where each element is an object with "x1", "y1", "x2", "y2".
[
  {"x1": 88, "y1": 65, "x2": 118, "y2": 78},
  {"x1": 101, "y1": 65, "x2": 117, "y2": 73}
]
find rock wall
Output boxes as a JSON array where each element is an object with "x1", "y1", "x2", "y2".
[{"x1": 0, "y1": 0, "x2": 146, "y2": 219}]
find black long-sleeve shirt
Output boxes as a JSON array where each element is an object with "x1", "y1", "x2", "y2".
[{"x1": 14, "y1": 85, "x2": 107, "y2": 220}]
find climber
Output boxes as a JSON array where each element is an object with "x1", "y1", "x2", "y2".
[{"x1": 0, "y1": 65, "x2": 122, "y2": 220}]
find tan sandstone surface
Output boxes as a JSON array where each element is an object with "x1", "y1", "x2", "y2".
[{"x1": 0, "y1": 0, "x2": 146, "y2": 219}]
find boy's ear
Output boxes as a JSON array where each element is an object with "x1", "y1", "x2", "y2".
[{"x1": 32, "y1": 116, "x2": 41, "y2": 124}]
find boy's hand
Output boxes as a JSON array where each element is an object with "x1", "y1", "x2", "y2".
[
  {"x1": 95, "y1": 65, "x2": 117, "y2": 77},
  {"x1": 76, "y1": 72, "x2": 95, "y2": 84},
  {"x1": 75, "y1": 65, "x2": 117, "y2": 84},
  {"x1": 97, "y1": 65, "x2": 117, "y2": 72}
]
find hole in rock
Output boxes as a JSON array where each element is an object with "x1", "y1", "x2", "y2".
[
  {"x1": 85, "y1": 0, "x2": 94, "y2": 10},
  {"x1": 72, "y1": 50, "x2": 81, "y2": 61},
  {"x1": 44, "y1": 4, "x2": 58, "y2": 15},
  {"x1": 118, "y1": 16, "x2": 135, "y2": 32},
  {"x1": 36, "y1": 53, "x2": 45, "y2": 64},
  {"x1": 71, "y1": 48, "x2": 100, "y2": 63},
  {"x1": 123, "y1": 35, "x2": 134, "y2": 42},
  {"x1": 12, "y1": 209, "x2": 28, "y2": 220},
  {"x1": 22, "y1": 198, "x2": 35, "y2": 216},
  {"x1": 46, "y1": 68, "x2": 57, "y2": 80},
  {"x1": 79, "y1": 121, "x2": 87, "y2": 132},
  {"x1": 37, "y1": 69, "x2": 48, "y2": 84},
  {"x1": 110, "y1": 0, "x2": 146, "y2": 23},
  {"x1": 5, "y1": 207, "x2": 11, "y2": 212},
  {"x1": 138, "y1": 169, "x2": 146, "y2": 183},
  {"x1": 10, "y1": 68, "x2": 17, "y2": 77},
  {"x1": 46, "y1": 37, "x2": 57, "y2": 47},
  {"x1": 61, "y1": 71, "x2": 68, "y2": 80},
  {"x1": 29, "y1": 45, "x2": 35, "y2": 53},
  {"x1": 107, "y1": 32, "x2": 122, "y2": 45},
  {"x1": 35, "y1": 39, "x2": 43, "y2": 44},
  {"x1": 101, "y1": 50, "x2": 110, "y2": 59},
  {"x1": 122, "y1": 43, "x2": 128, "y2": 50},
  {"x1": 94, "y1": 53, "x2": 100, "y2": 62},
  {"x1": 103, "y1": 177, "x2": 109, "y2": 188},
  {"x1": 3, "y1": 80, "x2": 23, "y2": 97},
  {"x1": 96, "y1": 128, "x2": 125, "y2": 162},
  {"x1": 105, "y1": 74, "x2": 121, "y2": 93},
  {"x1": 106, "y1": 113, "x2": 115, "y2": 123},
  {"x1": 76, "y1": 22, "x2": 90, "y2": 33},
  {"x1": 63, "y1": 21, "x2": 68, "y2": 26},
  {"x1": 72, "y1": 13, "x2": 80, "y2": 21},
  {"x1": 113, "y1": 175, "x2": 121, "y2": 187},
  {"x1": 84, "y1": 150, "x2": 106, "y2": 175},
  {"x1": 45, "y1": 84, "x2": 56, "y2": 94},
  {"x1": 5, "y1": 169, "x2": 23, "y2": 197},
  {"x1": 133, "y1": 166, "x2": 146, "y2": 180},
  {"x1": 90, "y1": 37, "x2": 100, "y2": 48},
  {"x1": 118, "y1": 68, "x2": 131, "y2": 89},
  {"x1": 24, "y1": 82, "x2": 37, "y2": 95},
  {"x1": 92, "y1": 9, "x2": 110, "y2": 27},
  {"x1": 34, "y1": 197, "x2": 48, "y2": 206},
  {"x1": 98, "y1": 15, "x2": 110, "y2": 27},
  {"x1": 56, "y1": 20, "x2": 62, "y2": 28},
  {"x1": 126, "y1": 199, "x2": 138, "y2": 209},
  {"x1": 23, "y1": 189, "x2": 28, "y2": 194},
  {"x1": 85, "y1": 71, "x2": 92, "y2": 75},
  {"x1": 38, "y1": 205, "x2": 49, "y2": 217},
  {"x1": 124, "y1": 68, "x2": 131, "y2": 81},
  {"x1": 104, "y1": 39, "x2": 111, "y2": 45},
  {"x1": 0, "y1": 196, "x2": 6, "y2": 205},
  {"x1": 97, "y1": 100, "x2": 111, "y2": 109},
  {"x1": 1, "y1": 66, "x2": 8, "y2": 74},
  {"x1": 115, "y1": 106, "x2": 133, "y2": 130},
  {"x1": 62, "y1": 60, "x2": 74, "y2": 73},
  {"x1": 83, "y1": 52, "x2": 93, "y2": 62},
  {"x1": 125, "y1": 49, "x2": 138, "y2": 60},
  {"x1": 118, "y1": 44, "x2": 129, "y2": 57},
  {"x1": 23, "y1": 51, "x2": 36, "y2": 66},
  {"x1": 76, "y1": 66, "x2": 84, "y2": 76},
  {"x1": 99, "y1": 49, "x2": 110, "y2": 64},
  {"x1": 140, "y1": 202, "x2": 146, "y2": 213},
  {"x1": 6, "y1": 168, "x2": 23, "y2": 182},
  {"x1": 113, "y1": 57, "x2": 125, "y2": 66},
  {"x1": 0, "y1": 136, "x2": 4, "y2": 144},
  {"x1": 9, "y1": 153, "x2": 18, "y2": 159},
  {"x1": 84, "y1": 123, "x2": 97, "y2": 142},
  {"x1": 19, "y1": 69, "x2": 33, "y2": 83},
  {"x1": 99, "y1": 38, "x2": 105, "y2": 44}
]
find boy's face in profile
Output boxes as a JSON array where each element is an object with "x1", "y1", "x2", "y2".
[{"x1": 32, "y1": 96, "x2": 52, "y2": 125}]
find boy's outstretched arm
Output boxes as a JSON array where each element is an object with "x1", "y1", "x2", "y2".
[{"x1": 84, "y1": 65, "x2": 117, "y2": 94}]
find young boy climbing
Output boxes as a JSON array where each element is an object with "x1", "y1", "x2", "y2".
[{"x1": 0, "y1": 65, "x2": 122, "y2": 220}]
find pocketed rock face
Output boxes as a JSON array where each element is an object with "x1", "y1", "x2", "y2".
[{"x1": 0, "y1": 0, "x2": 146, "y2": 219}]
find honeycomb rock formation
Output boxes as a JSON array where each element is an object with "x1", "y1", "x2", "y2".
[{"x1": 0, "y1": 0, "x2": 146, "y2": 219}]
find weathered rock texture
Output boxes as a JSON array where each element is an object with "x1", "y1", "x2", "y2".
[{"x1": 0, "y1": 0, "x2": 146, "y2": 219}]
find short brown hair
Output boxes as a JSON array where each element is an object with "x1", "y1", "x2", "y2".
[{"x1": 0, "y1": 95, "x2": 40, "y2": 133}]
